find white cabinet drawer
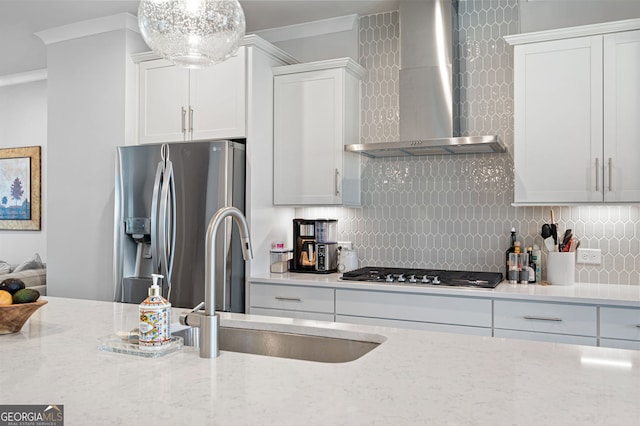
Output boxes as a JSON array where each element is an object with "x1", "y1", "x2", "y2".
[
  {"x1": 250, "y1": 307, "x2": 334, "y2": 322},
  {"x1": 495, "y1": 329, "x2": 597, "y2": 346},
  {"x1": 336, "y1": 315, "x2": 492, "y2": 337},
  {"x1": 599, "y1": 338, "x2": 640, "y2": 350},
  {"x1": 250, "y1": 283, "x2": 334, "y2": 313},
  {"x1": 494, "y1": 300, "x2": 597, "y2": 336},
  {"x1": 600, "y1": 307, "x2": 640, "y2": 341},
  {"x1": 336, "y1": 289, "x2": 492, "y2": 328}
]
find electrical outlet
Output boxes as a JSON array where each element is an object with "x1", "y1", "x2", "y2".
[{"x1": 577, "y1": 248, "x2": 602, "y2": 265}]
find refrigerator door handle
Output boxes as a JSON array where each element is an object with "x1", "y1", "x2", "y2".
[
  {"x1": 159, "y1": 160, "x2": 176, "y2": 294},
  {"x1": 150, "y1": 161, "x2": 164, "y2": 273}
]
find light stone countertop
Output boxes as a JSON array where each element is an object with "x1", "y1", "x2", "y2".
[
  {"x1": 3, "y1": 297, "x2": 640, "y2": 425},
  {"x1": 250, "y1": 272, "x2": 640, "y2": 307}
]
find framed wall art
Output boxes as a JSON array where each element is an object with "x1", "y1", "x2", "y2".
[{"x1": 0, "y1": 146, "x2": 41, "y2": 230}]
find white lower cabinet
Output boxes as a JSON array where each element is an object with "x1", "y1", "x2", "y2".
[
  {"x1": 249, "y1": 281, "x2": 640, "y2": 349},
  {"x1": 335, "y1": 289, "x2": 492, "y2": 335},
  {"x1": 250, "y1": 307, "x2": 334, "y2": 322},
  {"x1": 599, "y1": 306, "x2": 640, "y2": 350},
  {"x1": 494, "y1": 300, "x2": 598, "y2": 346},
  {"x1": 249, "y1": 283, "x2": 334, "y2": 321},
  {"x1": 335, "y1": 315, "x2": 492, "y2": 337},
  {"x1": 494, "y1": 329, "x2": 597, "y2": 346}
]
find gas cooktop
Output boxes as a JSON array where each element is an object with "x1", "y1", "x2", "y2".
[{"x1": 340, "y1": 267, "x2": 503, "y2": 289}]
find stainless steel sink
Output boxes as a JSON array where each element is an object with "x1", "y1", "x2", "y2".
[{"x1": 172, "y1": 325, "x2": 382, "y2": 363}]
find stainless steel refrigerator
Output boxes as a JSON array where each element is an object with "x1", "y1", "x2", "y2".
[{"x1": 113, "y1": 140, "x2": 246, "y2": 311}]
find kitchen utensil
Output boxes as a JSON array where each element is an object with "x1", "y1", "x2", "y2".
[
  {"x1": 544, "y1": 236, "x2": 556, "y2": 253},
  {"x1": 541, "y1": 223, "x2": 551, "y2": 239},
  {"x1": 549, "y1": 209, "x2": 558, "y2": 246},
  {"x1": 565, "y1": 236, "x2": 580, "y2": 252},
  {"x1": 560, "y1": 229, "x2": 572, "y2": 251}
]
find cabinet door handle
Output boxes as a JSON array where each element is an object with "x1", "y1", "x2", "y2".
[
  {"x1": 635, "y1": 324, "x2": 640, "y2": 328},
  {"x1": 608, "y1": 157, "x2": 612, "y2": 192},
  {"x1": 181, "y1": 107, "x2": 187, "y2": 134},
  {"x1": 189, "y1": 107, "x2": 194, "y2": 133},
  {"x1": 335, "y1": 168, "x2": 340, "y2": 196},
  {"x1": 595, "y1": 158, "x2": 600, "y2": 192},
  {"x1": 523, "y1": 315, "x2": 563, "y2": 322},
  {"x1": 275, "y1": 296, "x2": 302, "y2": 302}
]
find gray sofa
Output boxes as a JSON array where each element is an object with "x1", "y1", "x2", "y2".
[{"x1": 0, "y1": 254, "x2": 47, "y2": 295}]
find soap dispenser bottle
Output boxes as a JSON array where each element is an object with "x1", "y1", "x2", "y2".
[{"x1": 139, "y1": 274, "x2": 171, "y2": 347}]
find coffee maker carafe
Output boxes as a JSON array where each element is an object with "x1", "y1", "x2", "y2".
[{"x1": 291, "y1": 219, "x2": 338, "y2": 273}]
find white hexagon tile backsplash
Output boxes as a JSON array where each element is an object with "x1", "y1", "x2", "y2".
[{"x1": 297, "y1": 1, "x2": 640, "y2": 285}]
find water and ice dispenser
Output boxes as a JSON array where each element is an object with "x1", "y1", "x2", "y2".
[{"x1": 121, "y1": 217, "x2": 154, "y2": 303}]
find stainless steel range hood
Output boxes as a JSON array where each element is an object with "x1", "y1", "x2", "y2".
[{"x1": 345, "y1": 0, "x2": 505, "y2": 158}]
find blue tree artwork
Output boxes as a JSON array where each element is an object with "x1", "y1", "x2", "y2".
[{"x1": 0, "y1": 157, "x2": 31, "y2": 220}]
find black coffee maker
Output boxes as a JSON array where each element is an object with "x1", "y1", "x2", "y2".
[
  {"x1": 291, "y1": 219, "x2": 317, "y2": 272},
  {"x1": 291, "y1": 218, "x2": 338, "y2": 273}
]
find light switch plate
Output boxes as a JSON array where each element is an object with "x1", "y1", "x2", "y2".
[{"x1": 577, "y1": 248, "x2": 602, "y2": 265}]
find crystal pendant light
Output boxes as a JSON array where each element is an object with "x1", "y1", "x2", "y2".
[{"x1": 138, "y1": 0, "x2": 246, "y2": 68}]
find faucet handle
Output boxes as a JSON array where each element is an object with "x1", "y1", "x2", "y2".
[
  {"x1": 241, "y1": 237, "x2": 253, "y2": 261},
  {"x1": 189, "y1": 301, "x2": 205, "y2": 313},
  {"x1": 179, "y1": 301, "x2": 205, "y2": 326}
]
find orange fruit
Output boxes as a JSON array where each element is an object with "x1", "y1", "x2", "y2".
[{"x1": 0, "y1": 289, "x2": 12, "y2": 305}]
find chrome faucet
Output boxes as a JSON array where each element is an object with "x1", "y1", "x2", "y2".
[{"x1": 180, "y1": 206, "x2": 252, "y2": 358}]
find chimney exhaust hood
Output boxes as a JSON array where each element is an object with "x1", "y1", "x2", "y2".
[{"x1": 345, "y1": 0, "x2": 506, "y2": 158}]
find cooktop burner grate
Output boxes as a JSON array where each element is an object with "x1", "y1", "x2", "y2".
[{"x1": 340, "y1": 267, "x2": 503, "y2": 289}]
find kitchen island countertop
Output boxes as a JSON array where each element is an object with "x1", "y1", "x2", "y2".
[{"x1": 3, "y1": 297, "x2": 640, "y2": 425}]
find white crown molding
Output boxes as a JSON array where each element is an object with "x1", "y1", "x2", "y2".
[
  {"x1": 273, "y1": 57, "x2": 366, "y2": 79},
  {"x1": 132, "y1": 35, "x2": 298, "y2": 65},
  {"x1": 254, "y1": 14, "x2": 358, "y2": 43},
  {"x1": 242, "y1": 35, "x2": 298, "y2": 65},
  {"x1": 35, "y1": 13, "x2": 139, "y2": 46},
  {"x1": 505, "y1": 18, "x2": 640, "y2": 45},
  {"x1": 0, "y1": 69, "x2": 48, "y2": 87}
]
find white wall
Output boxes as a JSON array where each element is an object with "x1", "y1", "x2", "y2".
[
  {"x1": 45, "y1": 25, "x2": 147, "y2": 301},
  {"x1": 519, "y1": 0, "x2": 640, "y2": 33},
  {"x1": 0, "y1": 79, "x2": 48, "y2": 264},
  {"x1": 256, "y1": 15, "x2": 359, "y2": 63},
  {"x1": 272, "y1": 30, "x2": 359, "y2": 63}
]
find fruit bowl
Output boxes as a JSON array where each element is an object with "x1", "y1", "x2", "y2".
[{"x1": 0, "y1": 299, "x2": 47, "y2": 334}]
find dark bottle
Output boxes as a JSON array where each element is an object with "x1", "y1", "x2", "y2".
[
  {"x1": 527, "y1": 247, "x2": 536, "y2": 283},
  {"x1": 505, "y1": 227, "x2": 516, "y2": 277}
]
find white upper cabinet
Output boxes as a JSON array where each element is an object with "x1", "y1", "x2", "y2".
[
  {"x1": 273, "y1": 58, "x2": 365, "y2": 206},
  {"x1": 603, "y1": 30, "x2": 640, "y2": 202},
  {"x1": 137, "y1": 49, "x2": 246, "y2": 143},
  {"x1": 506, "y1": 20, "x2": 640, "y2": 204}
]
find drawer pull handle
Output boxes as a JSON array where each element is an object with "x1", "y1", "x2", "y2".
[
  {"x1": 523, "y1": 315, "x2": 563, "y2": 322},
  {"x1": 635, "y1": 324, "x2": 640, "y2": 328},
  {"x1": 275, "y1": 296, "x2": 302, "y2": 302}
]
